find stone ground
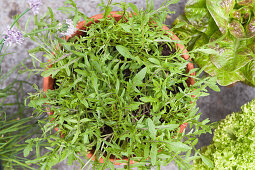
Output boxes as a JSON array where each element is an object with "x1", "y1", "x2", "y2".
[{"x1": 0, "y1": 0, "x2": 255, "y2": 169}]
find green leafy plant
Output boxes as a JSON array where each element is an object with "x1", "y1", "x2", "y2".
[
  {"x1": 0, "y1": 115, "x2": 37, "y2": 170},
  {"x1": 193, "y1": 98, "x2": 255, "y2": 169},
  {"x1": 0, "y1": 1, "x2": 43, "y2": 168},
  {"x1": 24, "y1": 0, "x2": 219, "y2": 169},
  {"x1": 172, "y1": 0, "x2": 255, "y2": 86},
  {"x1": 0, "y1": 0, "x2": 42, "y2": 72},
  {"x1": 0, "y1": 78, "x2": 41, "y2": 170}
]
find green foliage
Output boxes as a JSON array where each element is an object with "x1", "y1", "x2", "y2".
[
  {"x1": 193, "y1": 98, "x2": 255, "y2": 169},
  {"x1": 0, "y1": 79, "x2": 40, "y2": 170},
  {"x1": 172, "y1": 0, "x2": 255, "y2": 86},
  {"x1": 25, "y1": 0, "x2": 218, "y2": 169}
]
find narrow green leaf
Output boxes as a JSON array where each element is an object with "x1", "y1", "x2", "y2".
[
  {"x1": 200, "y1": 153, "x2": 214, "y2": 168},
  {"x1": 71, "y1": 130, "x2": 80, "y2": 144},
  {"x1": 119, "y1": 23, "x2": 132, "y2": 33},
  {"x1": 148, "y1": 58, "x2": 160, "y2": 65},
  {"x1": 192, "y1": 48, "x2": 219, "y2": 55},
  {"x1": 83, "y1": 133, "x2": 89, "y2": 144},
  {"x1": 41, "y1": 69, "x2": 58, "y2": 78},
  {"x1": 150, "y1": 142, "x2": 157, "y2": 166},
  {"x1": 75, "y1": 69, "x2": 87, "y2": 76},
  {"x1": 128, "y1": 3, "x2": 139, "y2": 14},
  {"x1": 140, "y1": 96, "x2": 155, "y2": 103},
  {"x1": 156, "y1": 124, "x2": 179, "y2": 130},
  {"x1": 147, "y1": 118, "x2": 156, "y2": 140},
  {"x1": 168, "y1": 142, "x2": 191, "y2": 152},
  {"x1": 116, "y1": 45, "x2": 134, "y2": 60},
  {"x1": 128, "y1": 102, "x2": 143, "y2": 111},
  {"x1": 144, "y1": 143, "x2": 150, "y2": 158},
  {"x1": 80, "y1": 118, "x2": 92, "y2": 123},
  {"x1": 67, "y1": 152, "x2": 74, "y2": 165},
  {"x1": 24, "y1": 141, "x2": 33, "y2": 157},
  {"x1": 132, "y1": 67, "x2": 147, "y2": 86}
]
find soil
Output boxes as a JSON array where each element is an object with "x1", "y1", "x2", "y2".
[{"x1": 161, "y1": 43, "x2": 177, "y2": 56}]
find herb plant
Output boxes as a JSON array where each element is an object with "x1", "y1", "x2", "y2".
[
  {"x1": 0, "y1": 1, "x2": 43, "y2": 169},
  {"x1": 193, "y1": 98, "x2": 255, "y2": 169},
  {"x1": 25, "y1": 0, "x2": 218, "y2": 169},
  {"x1": 0, "y1": 0, "x2": 41, "y2": 71},
  {"x1": 0, "y1": 114, "x2": 38, "y2": 170},
  {"x1": 172, "y1": 0, "x2": 255, "y2": 86},
  {"x1": 0, "y1": 78, "x2": 41, "y2": 170}
]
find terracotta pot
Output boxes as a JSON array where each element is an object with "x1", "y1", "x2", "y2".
[{"x1": 43, "y1": 11, "x2": 195, "y2": 166}]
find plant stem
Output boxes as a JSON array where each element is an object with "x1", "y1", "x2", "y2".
[
  {"x1": 24, "y1": 26, "x2": 58, "y2": 36},
  {"x1": 0, "y1": 8, "x2": 31, "y2": 71}
]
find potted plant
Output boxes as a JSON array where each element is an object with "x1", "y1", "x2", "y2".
[
  {"x1": 25, "y1": 0, "x2": 218, "y2": 169},
  {"x1": 172, "y1": 0, "x2": 255, "y2": 87},
  {"x1": 193, "y1": 98, "x2": 255, "y2": 169}
]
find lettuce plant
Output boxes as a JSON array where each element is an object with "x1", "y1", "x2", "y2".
[
  {"x1": 172, "y1": 0, "x2": 255, "y2": 86},
  {"x1": 24, "y1": 0, "x2": 219, "y2": 169},
  {"x1": 193, "y1": 98, "x2": 255, "y2": 169}
]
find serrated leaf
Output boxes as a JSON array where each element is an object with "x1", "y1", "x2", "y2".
[
  {"x1": 24, "y1": 141, "x2": 33, "y2": 157},
  {"x1": 28, "y1": 98, "x2": 48, "y2": 107},
  {"x1": 75, "y1": 69, "x2": 87, "y2": 76},
  {"x1": 128, "y1": 102, "x2": 143, "y2": 111},
  {"x1": 71, "y1": 130, "x2": 80, "y2": 144},
  {"x1": 77, "y1": 93, "x2": 89, "y2": 107},
  {"x1": 41, "y1": 69, "x2": 58, "y2": 78},
  {"x1": 147, "y1": 118, "x2": 156, "y2": 140},
  {"x1": 119, "y1": 23, "x2": 132, "y2": 33}
]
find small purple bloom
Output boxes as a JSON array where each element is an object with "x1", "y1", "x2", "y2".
[
  {"x1": 27, "y1": 0, "x2": 41, "y2": 15},
  {"x1": 3, "y1": 27, "x2": 24, "y2": 46},
  {"x1": 60, "y1": 19, "x2": 77, "y2": 37}
]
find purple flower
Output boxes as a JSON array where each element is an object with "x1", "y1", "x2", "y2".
[
  {"x1": 3, "y1": 27, "x2": 24, "y2": 46},
  {"x1": 60, "y1": 19, "x2": 77, "y2": 37},
  {"x1": 27, "y1": 0, "x2": 41, "y2": 15}
]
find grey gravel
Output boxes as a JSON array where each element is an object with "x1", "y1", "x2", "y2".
[{"x1": 1, "y1": 0, "x2": 254, "y2": 169}]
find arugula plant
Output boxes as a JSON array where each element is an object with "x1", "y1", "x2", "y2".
[
  {"x1": 24, "y1": 0, "x2": 219, "y2": 169},
  {"x1": 172, "y1": 0, "x2": 255, "y2": 86},
  {"x1": 193, "y1": 98, "x2": 255, "y2": 169}
]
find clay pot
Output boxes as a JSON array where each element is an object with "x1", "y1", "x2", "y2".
[{"x1": 43, "y1": 11, "x2": 195, "y2": 165}]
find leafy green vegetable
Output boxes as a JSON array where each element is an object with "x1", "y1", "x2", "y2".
[
  {"x1": 25, "y1": 0, "x2": 218, "y2": 169},
  {"x1": 193, "y1": 98, "x2": 255, "y2": 169},
  {"x1": 172, "y1": 0, "x2": 255, "y2": 86}
]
